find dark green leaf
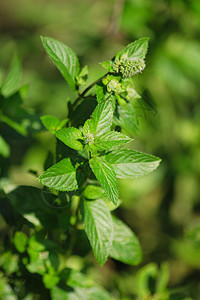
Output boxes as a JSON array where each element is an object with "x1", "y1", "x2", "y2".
[
  {"x1": 105, "y1": 149, "x2": 161, "y2": 178},
  {"x1": 89, "y1": 157, "x2": 119, "y2": 205},
  {"x1": 55, "y1": 127, "x2": 83, "y2": 150},
  {"x1": 81, "y1": 198, "x2": 113, "y2": 266},
  {"x1": 41, "y1": 36, "x2": 79, "y2": 91},
  {"x1": 95, "y1": 131, "x2": 132, "y2": 150},
  {"x1": 1, "y1": 54, "x2": 21, "y2": 97},
  {"x1": 38, "y1": 158, "x2": 78, "y2": 191},
  {"x1": 110, "y1": 217, "x2": 142, "y2": 265}
]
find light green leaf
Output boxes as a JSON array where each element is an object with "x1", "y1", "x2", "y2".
[
  {"x1": 110, "y1": 217, "x2": 142, "y2": 265},
  {"x1": 95, "y1": 131, "x2": 132, "y2": 150},
  {"x1": 119, "y1": 37, "x2": 149, "y2": 60},
  {"x1": 83, "y1": 185, "x2": 105, "y2": 200},
  {"x1": 43, "y1": 273, "x2": 60, "y2": 289},
  {"x1": 90, "y1": 100, "x2": 113, "y2": 137},
  {"x1": 105, "y1": 149, "x2": 161, "y2": 178},
  {"x1": 81, "y1": 199, "x2": 113, "y2": 266},
  {"x1": 38, "y1": 158, "x2": 78, "y2": 191},
  {"x1": 41, "y1": 36, "x2": 79, "y2": 91},
  {"x1": 55, "y1": 127, "x2": 83, "y2": 150},
  {"x1": 100, "y1": 60, "x2": 113, "y2": 72},
  {"x1": 0, "y1": 135, "x2": 10, "y2": 157},
  {"x1": 89, "y1": 157, "x2": 119, "y2": 205},
  {"x1": 13, "y1": 232, "x2": 28, "y2": 253},
  {"x1": 1, "y1": 54, "x2": 21, "y2": 97},
  {"x1": 41, "y1": 115, "x2": 61, "y2": 134}
]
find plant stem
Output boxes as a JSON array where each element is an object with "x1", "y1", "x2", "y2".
[{"x1": 69, "y1": 72, "x2": 109, "y2": 116}]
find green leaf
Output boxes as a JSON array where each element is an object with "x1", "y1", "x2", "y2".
[
  {"x1": 90, "y1": 100, "x2": 113, "y2": 137},
  {"x1": 115, "y1": 102, "x2": 139, "y2": 134},
  {"x1": 13, "y1": 232, "x2": 28, "y2": 253},
  {"x1": 89, "y1": 157, "x2": 119, "y2": 205},
  {"x1": 100, "y1": 60, "x2": 113, "y2": 72},
  {"x1": 95, "y1": 131, "x2": 132, "y2": 150},
  {"x1": 83, "y1": 185, "x2": 105, "y2": 200},
  {"x1": 55, "y1": 127, "x2": 83, "y2": 150},
  {"x1": 41, "y1": 36, "x2": 79, "y2": 91},
  {"x1": 41, "y1": 115, "x2": 61, "y2": 134},
  {"x1": 119, "y1": 37, "x2": 149, "y2": 60},
  {"x1": 38, "y1": 158, "x2": 78, "y2": 191},
  {"x1": 76, "y1": 65, "x2": 88, "y2": 86},
  {"x1": 110, "y1": 217, "x2": 142, "y2": 265},
  {"x1": 0, "y1": 135, "x2": 10, "y2": 157},
  {"x1": 105, "y1": 149, "x2": 161, "y2": 178},
  {"x1": 81, "y1": 198, "x2": 113, "y2": 266},
  {"x1": 1, "y1": 54, "x2": 21, "y2": 97},
  {"x1": 43, "y1": 273, "x2": 60, "y2": 289}
]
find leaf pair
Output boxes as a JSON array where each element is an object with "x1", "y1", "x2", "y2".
[{"x1": 82, "y1": 198, "x2": 142, "y2": 266}]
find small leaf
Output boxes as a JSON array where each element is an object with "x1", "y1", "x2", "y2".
[
  {"x1": 43, "y1": 273, "x2": 60, "y2": 289},
  {"x1": 83, "y1": 185, "x2": 105, "y2": 200},
  {"x1": 41, "y1": 115, "x2": 61, "y2": 134},
  {"x1": 1, "y1": 54, "x2": 21, "y2": 97},
  {"x1": 55, "y1": 127, "x2": 83, "y2": 150},
  {"x1": 13, "y1": 232, "x2": 28, "y2": 253},
  {"x1": 90, "y1": 100, "x2": 113, "y2": 137},
  {"x1": 81, "y1": 198, "x2": 113, "y2": 266},
  {"x1": 0, "y1": 135, "x2": 10, "y2": 157},
  {"x1": 100, "y1": 60, "x2": 113, "y2": 72},
  {"x1": 119, "y1": 37, "x2": 149, "y2": 60},
  {"x1": 110, "y1": 217, "x2": 142, "y2": 265},
  {"x1": 76, "y1": 65, "x2": 88, "y2": 86},
  {"x1": 38, "y1": 158, "x2": 78, "y2": 191},
  {"x1": 41, "y1": 36, "x2": 79, "y2": 91},
  {"x1": 89, "y1": 157, "x2": 119, "y2": 205},
  {"x1": 95, "y1": 131, "x2": 132, "y2": 150},
  {"x1": 105, "y1": 149, "x2": 161, "y2": 178}
]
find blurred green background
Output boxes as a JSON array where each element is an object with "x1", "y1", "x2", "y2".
[{"x1": 0, "y1": 0, "x2": 200, "y2": 298}]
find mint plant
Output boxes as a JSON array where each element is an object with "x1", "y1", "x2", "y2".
[
  {"x1": 38, "y1": 37, "x2": 161, "y2": 267},
  {"x1": 0, "y1": 37, "x2": 161, "y2": 299}
]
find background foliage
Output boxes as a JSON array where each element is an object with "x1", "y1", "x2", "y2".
[{"x1": 0, "y1": 0, "x2": 200, "y2": 299}]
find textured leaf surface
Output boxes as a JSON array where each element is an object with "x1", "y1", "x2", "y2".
[
  {"x1": 1, "y1": 54, "x2": 21, "y2": 97},
  {"x1": 41, "y1": 36, "x2": 79, "y2": 90},
  {"x1": 90, "y1": 100, "x2": 113, "y2": 137},
  {"x1": 82, "y1": 199, "x2": 113, "y2": 266},
  {"x1": 55, "y1": 127, "x2": 83, "y2": 150},
  {"x1": 89, "y1": 157, "x2": 119, "y2": 205},
  {"x1": 38, "y1": 158, "x2": 78, "y2": 191},
  {"x1": 105, "y1": 149, "x2": 161, "y2": 178},
  {"x1": 119, "y1": 37, "x2": 149, "y2": 60},
  {"x1": 110, "y1": 217, "x2": 142, "y2": 265},
  {"x1": 95, "y1": 131, "x2": 132, "y2": 150}
]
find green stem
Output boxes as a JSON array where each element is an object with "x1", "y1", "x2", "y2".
[
  {"x1": 68, "y1": 72, "x2": 110, "y2": 117},
  {"x1": 66, "y1": 196, "x2": 81, "y2": 257}
]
